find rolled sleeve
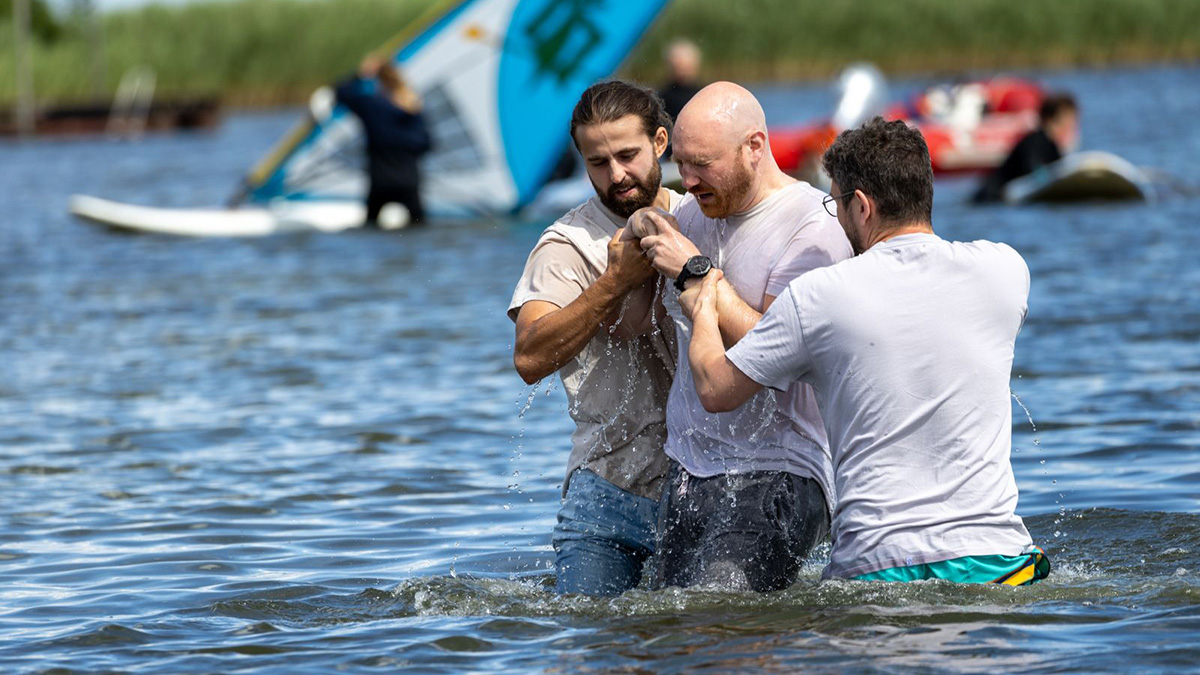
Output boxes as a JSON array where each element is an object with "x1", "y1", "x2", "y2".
[
  {"x1": 507, "y1": 233, "x2": 592, "y2": 322},
  {"x1": 726, "y1": 284, "x2": 812, "y2": 391}
]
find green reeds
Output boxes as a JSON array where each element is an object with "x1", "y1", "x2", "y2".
[
  {"x1": 0, "y1": 0, "x2": 1197, "y2": 107},
  {"x1": 627, "y1": 0, "x2": 1200, "y2": 82}
]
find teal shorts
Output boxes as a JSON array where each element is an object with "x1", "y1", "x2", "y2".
[{"x1": 854, "y1": 545, "x2": 1050, "y2": 586}]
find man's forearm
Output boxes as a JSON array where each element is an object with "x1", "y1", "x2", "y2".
[
  {"x1": 606, "y1": 277, "x2": 668, "y2": 340},
  {"x1": 514, "y1": 274, "x2": 631, "y2": 383},
  {"x1": 714, "y1": 280, "x2": 764, "y2": 348},
  {"x1": 680, "y1": 277, "x2": 762, "y2": 348},
  {"x1": 689, "y1": 303, "x2": 725, "y2": 403}
]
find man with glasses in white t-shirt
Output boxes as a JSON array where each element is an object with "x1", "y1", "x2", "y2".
[{"x1": 687, "y1": 117, "x2": 1050, "y2": 586}]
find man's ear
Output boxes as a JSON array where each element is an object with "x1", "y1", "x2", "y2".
[
  {"x1": 653, "y1": 126, "x2": 669, "y2": 158},
  {"x1": 745, "y1": 130, "x2": 767, "y2": 163},
  {"x1": 854, "y1": 189, "x2": 872, "y2": 223}
]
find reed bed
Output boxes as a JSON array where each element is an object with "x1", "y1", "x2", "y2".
[{"x1": 1, "y1": 0, "x2": 1197, "y2": 107}]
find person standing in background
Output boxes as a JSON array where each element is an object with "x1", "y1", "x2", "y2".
[
  {"x1": 335, "y1": 56, "x2": 432, "y2": 227},
  {"x1": 658, "y1": 38, "x2": 704, "y2": 123}
]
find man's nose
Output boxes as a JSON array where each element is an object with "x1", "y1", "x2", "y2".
[
  {"x1": 680, "y1": 167, "x2": 699, "y2": 190},
  {"x1": 609, "y1": 161, "x2": 626, "y2": 185}
]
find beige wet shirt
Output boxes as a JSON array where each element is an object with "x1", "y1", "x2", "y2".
[{"x1": 508, "y1": 193, "x2": 682, "y2": 500}]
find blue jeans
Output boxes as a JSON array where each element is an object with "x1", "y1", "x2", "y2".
[{"x1": 552, "y1": 469, "x2": 659, "y2": 596}]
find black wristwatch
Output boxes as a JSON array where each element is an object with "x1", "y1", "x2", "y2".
[{"x1": 675, "y1": 255, "x2": 713, "y2": 292}]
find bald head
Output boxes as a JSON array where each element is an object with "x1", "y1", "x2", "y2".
[
  {"x1": 676, "y1": 82, "x2": 767, "y2": 146},
  {"x1": 673, "y1": 82, "x2": 790, "y2": 217}
]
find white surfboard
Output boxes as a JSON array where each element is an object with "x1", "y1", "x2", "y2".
[
  {"x1": 1004, "y1": 150, "x2": 1153, "y2": 204},
  {"x1": 68, "y1": 0, "x2": 671, "y2": 237},
  {"x1": 68, "y1": 194, "x2": 408, "y2": 237}
]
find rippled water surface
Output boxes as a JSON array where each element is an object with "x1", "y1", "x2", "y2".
[{"x1": 2, "y1": 65, "x2": 1198, "y2": 673}]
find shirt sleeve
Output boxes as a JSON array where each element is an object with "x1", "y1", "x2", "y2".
[
  {"x1": 507, "y1": 232, "x2": 593, "y2": 322},
  {"x1": 726, "y1": 284, "x2": 814, "y2": 390},
  {"x1": 765, "y1": 212, "x2": 844, "y2": 297}
]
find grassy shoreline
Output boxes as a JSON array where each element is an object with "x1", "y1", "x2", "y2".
[{"x1": 1, "y1": 0, "x2": 1198, "y2": 108}]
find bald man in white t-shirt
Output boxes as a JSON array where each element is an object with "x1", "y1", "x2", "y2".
[{"x1": 627, "y1": 82, "x2": 852, "y2": 592}]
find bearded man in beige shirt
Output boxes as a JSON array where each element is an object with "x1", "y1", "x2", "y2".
[{"x1": 509, "y1": 81, "x2": 684, "y2": 596}]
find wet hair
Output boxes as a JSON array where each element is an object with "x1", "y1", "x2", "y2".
[
  {"x1": 570, "y1": 80, "x2": 671, "y2": 148},
  {"x1": 822, "y1": 116, "x2": 934, "y2": 225},
  {"x1": 1039, "y1": 92, "x2": 1078, "y2": 124}
]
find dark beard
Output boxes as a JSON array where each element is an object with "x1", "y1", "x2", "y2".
[{"x1": 596, "y1": 160, "x2": 662, "y2": 219}]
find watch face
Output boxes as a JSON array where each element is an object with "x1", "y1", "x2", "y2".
[{"x1": 688, "y1": 256, "x2": 712, "y2": 275}]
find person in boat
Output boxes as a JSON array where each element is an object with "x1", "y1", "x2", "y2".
[
  {"x1": 972, "y1": 92, "x2": 1079, "y2": 203},
  {"x1": 509, "y1": 81, "x2": 684, "y2": 596},
  {"x1": 335, "y1": 56, "x2": 432, "y2": 227},
  {"x1": 626, "y1": 82, "x2": 852, "y2": 593},
  {"x1": 687, "y1": 117, "x2": 1050, "y2": 586}
]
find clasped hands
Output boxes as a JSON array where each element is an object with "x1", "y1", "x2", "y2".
[{"x1": 610, "y1": 207, "x2": 719, "y2": 320}]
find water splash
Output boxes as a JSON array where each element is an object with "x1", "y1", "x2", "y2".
[{"x1": 1012, "y1": 389, "x2": 1067, "y2": 539}]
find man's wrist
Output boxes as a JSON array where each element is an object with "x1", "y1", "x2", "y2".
[{"x1": 674, "y1": 255, "x2": 713, "y2": 292}]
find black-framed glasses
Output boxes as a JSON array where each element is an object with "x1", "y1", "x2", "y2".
[{"x1": 822, "y1": 190, "x2": 854, "y2": 218}]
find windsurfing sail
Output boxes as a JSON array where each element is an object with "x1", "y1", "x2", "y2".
[{"x1": 239, "y1": 0, "x2": 672, "y2": 217}]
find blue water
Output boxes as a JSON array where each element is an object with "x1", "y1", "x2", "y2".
[{"x1": 1, "y1": 64, "x2": 1198, "y2": 673}]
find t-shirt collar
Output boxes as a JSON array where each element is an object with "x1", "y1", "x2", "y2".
[
  {"x1": 591, "y1": 197, "x2": 626, "y2": 228},
  {"x1": 868, "y1": 231, "x2": 940, "y2": 252}
]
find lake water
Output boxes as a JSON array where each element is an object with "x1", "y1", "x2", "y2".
[{"x1": 2, "y1": 64, "x2": 1198, "y2": 673}]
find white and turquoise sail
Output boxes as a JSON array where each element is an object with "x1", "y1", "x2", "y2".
[{"x1": 240, "y1": 0, "x2": 671, "y2": 217}]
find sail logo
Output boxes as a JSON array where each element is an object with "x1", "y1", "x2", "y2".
[{"x1": 522, "y1": 0, "x2": 603, "y2": 85}]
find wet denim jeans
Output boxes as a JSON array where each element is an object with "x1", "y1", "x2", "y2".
[
  {"x1": 552, "y1": 469, "x2": 659, "y2": 596},
  {"x1": 653, "y1": 461, "x2": 830, "y2": 593}
]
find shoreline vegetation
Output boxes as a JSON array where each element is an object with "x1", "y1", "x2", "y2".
[{"x1": 1, "y1": 0, "x2": 1198, "y2": 108}]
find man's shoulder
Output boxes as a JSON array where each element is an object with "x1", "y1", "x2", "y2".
[
  {"x1": 768, "y1": 180, "x2": 825, "y2": 210},
  {"x1": 763, "y1": 182, "x2": 853, "y2": 261},
  {"x1": 744, "y1": 181, "x2": 828, "y2": 230},
  {"x1": 957, "y1": 238, "x2": 1026, "y2": 264},
  {"x1": 545, "y1": 197, "x2": 613, "y2": 236},
  {"x1": 528, "y1": 197, "x2": 613, "y2": 264}
]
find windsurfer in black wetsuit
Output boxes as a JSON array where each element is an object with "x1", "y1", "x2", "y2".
[
  {"x1": 335, "y1": 57, "x2": 432, "y2": 227},
  {"x1": 973, "y1": 92, "x2": 1079, "y2": 203}
]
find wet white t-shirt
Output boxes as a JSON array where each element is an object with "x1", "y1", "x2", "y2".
[
  {"x1": 664, "y1": 181, "x2": 852, "y2": 513},
  {"x1": 727, "y1": 233, "x2": 1035, "y2": 578}
]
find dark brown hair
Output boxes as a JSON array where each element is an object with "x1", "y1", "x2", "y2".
[
  {"x1": 1039, "y1": 92, "x2": 1078, "y2": 124},
  {"x1": 570, "y1": 80, "x2": 671, "y2": 148},
  {"x1": 822, "y1": 117, "x2": 934, "y2": 226}
]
